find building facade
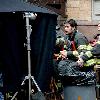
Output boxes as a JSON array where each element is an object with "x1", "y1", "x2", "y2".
[
  {"x1": 65, "y1": 0, "x2": 100, "y2": 41},
  {"x1": 28, "y1": 0, "x2": 100, "y2": 40}
]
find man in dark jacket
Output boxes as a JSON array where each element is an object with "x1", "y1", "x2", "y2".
[{"x1": 59, "y1": 19, "x2": 96, "y2": 100}]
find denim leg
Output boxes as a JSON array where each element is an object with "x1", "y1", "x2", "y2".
[{"x1": 0, "y1": 92, "x2": 4, "y2": 100}]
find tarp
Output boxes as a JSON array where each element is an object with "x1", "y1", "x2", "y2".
[
  {"x1": 0, "y1": 0, "x2": 57, "y2": 14},
  {"x1": 0, "y1": 0, "x2": 57, "y2": 97},
  {"x1": 0, "y1": 0, "x2": 58, "y2": 97},
  {"x1": 0, "y1": 12, "x2": 57, "y2": 95}
]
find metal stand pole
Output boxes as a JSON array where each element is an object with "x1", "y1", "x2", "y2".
[
  {"x1": 11, "y1": 12, "x2": 42, "y2": 100},
  {"x1": 21, "y1": 12, "x2": 41, "y2": 100},
  {"x1": 26, "y1": 12, "x2": 32, "y2": 100}
]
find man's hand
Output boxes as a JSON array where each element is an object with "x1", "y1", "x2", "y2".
[
  {"x1": 77, "y1": 56, "x2": 84, "y2": 67},
  {"x1": 60, "y1": 50, "x2": 67, "y2": 59}
]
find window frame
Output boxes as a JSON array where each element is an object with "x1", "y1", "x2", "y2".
[{"x1": 92, "y1": 0, "x2": 100, "y2": 20}]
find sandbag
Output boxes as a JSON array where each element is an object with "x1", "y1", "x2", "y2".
[{"x1": 57, "y1": 59, "x2": 96, "y2": 85}]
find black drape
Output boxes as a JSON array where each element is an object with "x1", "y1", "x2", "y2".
[
  {"x1": 31, "y1": 13, "x2": 57, "y2": 92},
  {"x1": 0, "y1": 13, "x2": 27, "y2": 93},
  {"x1": 0, "y1": 12, "x2": 57, "y2": 93}
]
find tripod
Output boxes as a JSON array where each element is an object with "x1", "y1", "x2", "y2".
[{"x1": 11, "y1": 12, "x2": 42, "y2": 100}]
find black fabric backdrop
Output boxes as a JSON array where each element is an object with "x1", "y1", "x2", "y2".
[
  {"x1": 0, "y1": 12, "x2": 57, "y2": 93},
  {"x1": 0, "y1": 0, "x2": 56, "y2": 15}
]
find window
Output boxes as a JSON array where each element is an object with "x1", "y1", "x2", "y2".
[{"x1": 92, "y1": 0, "x2": 100, "y2": 20}]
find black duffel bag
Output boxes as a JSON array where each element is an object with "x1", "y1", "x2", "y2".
[{"x1": 57, "y1": 59, "x2": 96, "y2": 85}]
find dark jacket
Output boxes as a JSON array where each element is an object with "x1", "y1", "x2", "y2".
[
  {"x1": 81, "y1": 41, "x2": 100, "y2": 63},
  {"x1": 59, "y1": 31, "x2": 96, "y2": 86},
  {"x1": 66, "y1": 31, "x2": 89, "y2": 59}
]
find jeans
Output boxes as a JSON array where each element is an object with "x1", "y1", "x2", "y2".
[
  {"x1": 0, "y1": 92, "x2": 4, "y2": 100},
  {"x1": 0, "y1": 73, "x2": 4, "y2": 100}
]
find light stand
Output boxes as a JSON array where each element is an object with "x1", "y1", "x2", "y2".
[
  {"x1": 22, "y1": 12, "x2": 38, "y2": 100},
  {"x1": 11, "y1": 12, "x2": 43, "y2": 100}
]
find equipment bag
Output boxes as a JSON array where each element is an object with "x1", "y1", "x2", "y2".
[{"x1": 57, "y1": 59, "x2": 96, "y2": 85}]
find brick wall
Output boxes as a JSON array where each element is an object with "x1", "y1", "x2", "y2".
[
  {"x1": 77, "y1": 25, "x2": 98, "y2": 41},
  {"x1": 64, "y1": 0, "x2": 100, "y2": 41},
  {"x1": 65, "y1": 0, "x2": 91, "y2": 21}
]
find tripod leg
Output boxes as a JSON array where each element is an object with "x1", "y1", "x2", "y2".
[
  {"x1": 21, "y1": 76, "x2": 29, "y2": 85},
  {"x1": 10, "y1": 76, "x2": 28, "y2": 100},
  {"x1": 30, "y1": 76, "x2": 46, "y2": 100},
  {"x1": 11, "y1": 92, "x2": 18, "y2": 100},
  {"x1": 31, "y1": 76, "x2": 41, "y2": 92}
]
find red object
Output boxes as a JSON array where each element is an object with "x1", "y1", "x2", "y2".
[
  {"x1": 71, "y1": 41, "x2": 76, "y2": 51},
  {"x1": 61, "y1": 47, "x2": 64, "y2": 51}
]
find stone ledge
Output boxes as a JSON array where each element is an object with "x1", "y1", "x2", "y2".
[{"x1": 77, "y1": 20, "x2": 99, "y2": 26}]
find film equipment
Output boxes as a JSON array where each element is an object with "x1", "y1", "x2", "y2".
[{"x1": 11, "y1": 12, "x2": 45, "y2": 100}]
